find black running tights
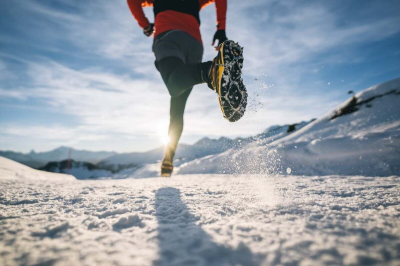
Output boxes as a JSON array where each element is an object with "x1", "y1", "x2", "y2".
[
  {"x1": 156, "y1": 57, "x2": 203, "y2": 156},
  {"x1": 156, "y1": 56, "x2": 206, "y2": 98}
]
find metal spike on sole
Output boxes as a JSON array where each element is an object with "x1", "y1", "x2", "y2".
[{"x1": 218, "y1": 40, "x2": 247, "y2": 122}]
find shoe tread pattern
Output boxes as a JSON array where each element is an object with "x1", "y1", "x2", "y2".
[{"x1": 218, "y1": 40, "x2": 247, "y2": 122}]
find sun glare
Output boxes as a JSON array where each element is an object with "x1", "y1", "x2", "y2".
[
  {"x1": 157, "y1": 124, "x2": 170, "y2": 145},
  {"x1": 161, "y1": 135, "x2": 170, "y2": 145}
]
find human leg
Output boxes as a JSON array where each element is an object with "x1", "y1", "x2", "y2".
[
  {"x1": 152, "y1": 31, "x2": 206, "y2": 176},
  {"x1": 163, "y1": 88, "x2": 192, "y2": 163},
  {"x1": 161, "y1": 88, "x2": 192, "y2": 177}
]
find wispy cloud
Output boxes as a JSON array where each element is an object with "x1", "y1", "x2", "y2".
[
  {"x1": 0, "y1": 89, "x2": 26, "y2": 100},
  {"x1": 24, "y1": 60, "x2": 169, "y2": 135}
]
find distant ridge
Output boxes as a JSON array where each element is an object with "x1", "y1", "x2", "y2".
[
  {"x1": 0, "y1": 147, "x2": 117, "y2": 168},
  {"x1": 1, "y1": 119, "x2": 315, "y2": 174}
]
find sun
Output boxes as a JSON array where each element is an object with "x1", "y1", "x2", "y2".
[
  {"x1": 161, "y1": 135, "x2": 170, "y2": 145},
  {"x1": 157, "y1": 124, "x2": 170, "y2": 145}
]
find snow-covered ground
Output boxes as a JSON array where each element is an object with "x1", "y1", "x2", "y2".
[{"x1": 1, "y1": 157, "x2": 399, "y2": 266}]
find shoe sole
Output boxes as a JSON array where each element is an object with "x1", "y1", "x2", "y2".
[
  {"x1": 216, "y1": 41, "x2": 247, "y2": 122},
  {"x1": 161, "y1": 172, "x2": 172, "y2": 178}
]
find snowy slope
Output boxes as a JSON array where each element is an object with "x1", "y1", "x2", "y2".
[
  {"x1": 0, "y1": 158, "x2": 399, "y2": 265},
  {"x1": 250, "y1": 119, "x2": 314, "y2": 145},
  {"x1": 179, "y1": 78, "x2": 400, "y2": 176},
  {"x1": 0, "y1": 156, "x2": 75, "y2": 181}
]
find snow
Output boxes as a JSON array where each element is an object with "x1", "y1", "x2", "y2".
[
  {"x1": 0, "y1": 156, "x2": 74, "y2": 181},
  {"x1": 68, "y1": 166, "x2": 114, "y2": 180},
  {"x1": 1, "y1": 157, "x2": 399, "y2": 265},
  {"x1": 115, "y1": 163, "x2": 161, "y2": 179},
  {"x1": 178, "y1": 78, "x2": 400, "y2": 176}
]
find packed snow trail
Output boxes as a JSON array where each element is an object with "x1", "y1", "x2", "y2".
[{"x1": 1, "y1": 159, "x2": 399, "y2": 266}]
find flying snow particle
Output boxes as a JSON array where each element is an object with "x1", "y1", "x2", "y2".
[{"x1": 286, "y1": 168, "x2": 292, "y2": 174}]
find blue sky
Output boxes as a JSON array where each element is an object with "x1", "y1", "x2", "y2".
[{"x1": 1, "y1": 0, "x2": 400, "y2": 153}]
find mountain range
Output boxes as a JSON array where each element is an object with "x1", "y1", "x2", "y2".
[
  {"x1": 0, "y1": 120, "x2": 313, "y2": 177},
  {"x1": 0, "y1": 147, "x2": 117, "y2": 168}
]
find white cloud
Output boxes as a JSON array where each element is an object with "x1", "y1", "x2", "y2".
[
  {"x1": 24, "y1": 60, "x2": 170, "y2": 136},
  {"x1": 0, "y1": 89, "x2": 26, "y2": 100}
]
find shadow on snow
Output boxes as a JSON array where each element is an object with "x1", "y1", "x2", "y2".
[{"x1": 153, "y1": 187, "x2": 263, "y2": 266}]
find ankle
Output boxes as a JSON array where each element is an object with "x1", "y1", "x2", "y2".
[{"x1": 163, "y1": 145, "x2": 176, "y2": 162}]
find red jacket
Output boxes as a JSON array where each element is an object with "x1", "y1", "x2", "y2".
[{"x1": 127, "y1": 0, "x2": 227, "y2": 43}]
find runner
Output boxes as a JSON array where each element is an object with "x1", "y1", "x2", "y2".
[{"x1": 127, "y1": 0, "x2": 247, "y2": 177}]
